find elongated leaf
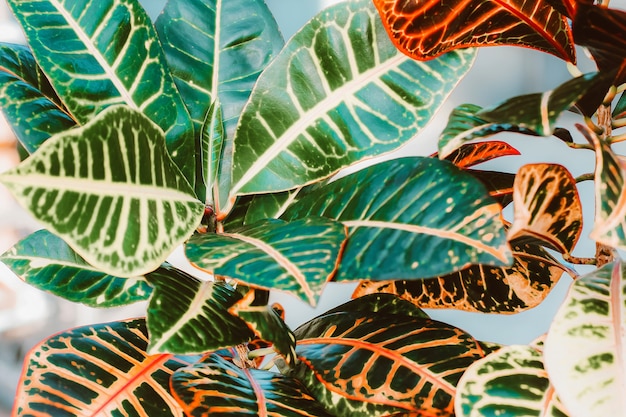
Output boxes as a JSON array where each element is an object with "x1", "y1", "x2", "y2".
[
  {"x1": 442, "y1": 141, "x2": 520, "y2": 168},
  {"x1": 544, "y1": 261, "x2": 626, "y2": 417},
  {"x1": 372, "y1": 0, "x2": 574, "y2": 61},
  {"x1": 324, "y1": 293, "x2": 429, "y2": 318},
  {"x1": 145, "y1": 266, "x2": 254, "y2": 355},
  {"x1": 171, "y1": 354, "x2": 333, "y2": 417},
  {"x1": 582, "y1": 125, "x2": 626, "y2": 249},
  {"x1": 200, "y1": 100, "x2": 225, "y2": 207},
  {"x1": 0, "y1": 42, "x2": 76, "y2": 152},
  {"x1": 456, "y1": 345, "x2": 569, "y2": 417},
  {"x1": 229, "y1": 0, "x2": 476, "y2": 196},
  {"x1": 230, "y1": 289, "x2": 298, "y2": 366},
  {"x1": 0, "y1": 106, "x2": 205, "y2": 277},
  {"x1": 1, "y1": 229, "x2": 152, "y2": 308},
  {"x1": 284, "y1": 312, "x2": 486, "y2": 416},
  {"x1": 353, "y1": 239, "x2": 567, "y2": 313},
  {"x1": 468, "y1": 169, "x2": 516, "y2": 207},
  {"x1": 438, "y1": 73, "x2": 602, "y2": 158},
  {"x1": 508, "y1": 163, "x2": 582, "y2": 254},
  {"x1": 186, "y1": 217, "x2": 347, "y2": 306},
  {"x1": 283, "y1": 157, "x2": 512, "y2": 281},
  {"x1": 615, "y1": 92, "x2": 626, "y2": 120},
  {"x1": 13, "y1": 318, "x2": 193, "y2": 416},
  {"x1": 7, "y1": 0, "x2": 195, "y2": 182}
]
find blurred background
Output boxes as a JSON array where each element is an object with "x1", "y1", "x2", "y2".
[{"x1": 0, "y1": 0, "x2": 619, "y2": 414}]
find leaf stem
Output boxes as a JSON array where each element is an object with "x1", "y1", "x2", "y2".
[
  {"x1": 563, "y1": 253, "x2": 596, "y2": 266},
  {"x1": 574, "y1": 173, "x2": 594, "y2": 183}
]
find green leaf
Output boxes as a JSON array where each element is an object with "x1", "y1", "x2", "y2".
[
  {"x1": 155, "y1": 0, "x2": 283, "y2": 138},
  {"x1": 13, "y1": 318, "x2": 193, "y2": 417},
  {"x1": 0, "y1": 42, "x2": 76, "y2": 153},
  {"x1": 438, "y1": 73, "x2": 602, "y2": 158},
  {"x1": 456, "y1": 345, "x2": 569, "y2": 417},
  {"x1": 1, "y1": 229, "x2": 152, "y2": 308},
  {"x1": 186, "y1": 217, "x2": 347, "y2": 306},
  {"x1": 200, "y1": 100, "x2": 225, "y2": 207},
  {"x1": 325, "y1": 293, "x2": 430, "y2": 318},
  {"x1": 171, "y1": 354, "x2": 333, "y2": 417},
  {"x1": 230, "y1": 289, "x2": 298, "y2": 366},
  {"x1": 6, "y1": 0, "x2": 195, "y2": 182},
  {"x1": 545, "y1": 261, "x2": 626, "y2": 417},
  {"x1": 0, "y1": 106, "x2": 204, "y2": 277},
  {"x1": 282, "y1": 157, "x2": 512, "y2": 280},
  {"x1": 354, "y1": 239, "x2": 568, "y2": 314},
  {"x1": 285, "y1": 312, "x2": 486, "y2": 416},
  {"x1": 145, "y1": 265, "x2": 254, "y2": 355},
  {"x1": 229, "y1": 0, "x2": 476, "y2": 196}
]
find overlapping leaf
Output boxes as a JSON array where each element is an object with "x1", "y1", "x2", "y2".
[
  {"x1": 372, "y1": 0, "x2": 575, "y2": 61},
  {"x1": 229, "y1": 0, "x2": 476, "y2": 196},
  {"x1": 508, "y1": 163, "x2": 582, "y2": 254},
  {"x1": 544, "y1": 261, "x2": 626, "y2": 417},
  {"x1": 438, "y1": 73, "x2": 602, "y2": 158},
  {"x1": 1, "y1": 229, "x2": 152, "y2": 308},
  {"x1": 583, "y1": 125, "x2": 626, "y2": 249},
  {"x1": 324, "y1": 293, "x2": 429, "y2": 319},
  {"x1": 6, "y1": 0, "x2": 195, "y2": 182},
  {"x1": 200, "y1": 100, "x2": 225, "y2": 207},
  {"x1": 456, "y1": 345, "x2": 569, "y2": 417},
  {"x1": 0, "y1": 106, "x2": 205, "y2": 277},
  {"x1": 282, "y1": 157, "x2": 512, "y2": 281},
  {"x1": 0, "y1": 42, "x2": 75, "y2": 153},
  {"x1": 442, "y1": 141, "x2": 520, "y2": 168},
  {"x1": 145, "y1": 265, "x2": 254, "y2": 355},
  {"x1": 353, "y1": 239, "x2": 567, "y2": 313},
  {"x1": 171, "y1": 354, "x2": 332, "y2": 417},
  {"x1": 283, "y1": 312, "x2": 486, "y2": 416},
  {"x1": 13, "y1": 318, "x2": 192, "y2": 417},
  {"x1": 186, "y1": 217, "x2": 347, "y2": 306},
  {"x1": 467, "y1": 169, "x2": 517, "y2": 207},
  {"x1": 230, "y1": 288, "x2": 298, "y2": 366}
]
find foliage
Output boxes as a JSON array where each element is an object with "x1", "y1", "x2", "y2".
[{"x1": 1, "y1": 0, "x2": 625, "y2": 415}]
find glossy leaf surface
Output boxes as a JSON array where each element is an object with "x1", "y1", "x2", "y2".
[
  {"x1": 584, "y1": 126, "x2": 626, "y2": 250},
  {"x1": 0, "y1": 106, "x2": 205, "y2": 277},
  {"x1": 372, "y1": 0, "x2": 575, "y2": 61},
  {"x1": 230, "y1": 0, "x2": 476, "y2": 196},
  {"x1": 442, "y1": 141, "x2": 520, "y2": 168},
  {"x1": 456, "y1": 345, "x2": 569, "y2": 417},
  {"x1": 509, "y1": 164, "x2": 582, "y2": 255},
  {"x1": 7, "y1": 0, "x2": 195, "y2": 182},
  {"x1": 0, "y1": 42, "x2": 75, "y2": 152},
  {"x1": 145, "y1": 266, "x2": 254, "y2": 355},
  {"x1": 353, "y1": 239, "x2": 566, "y2": 313},
  {"x1": 171, "y1": 354, "x2": 332, "y2": 417},
  {"x1": 200, "y1": 100, "x2": 225, "y2": 207},
  {"x1": 1, "y1": 229, "x2": 152, "y2": 308},
  {"x1": 283, "y1": 157, "x2": 512, "y2": 280},
  {"x1": 155, "y1": 0, "x2": 283, "y2": 138},
  {"x1": 13, "y1": 318, "x2": 192, "y2": 417},
  {"x1": 324, "y1": 293, "x2": 429, "y2": 319},
  {"x1": 438, "y1": 73, "x2": 602, "y2": 158},
  {"x1": 545, "y1": 262, "x2": 626, "y2": 417},
  {"x1": 287, "y1": 312, "x2": 486, "y2": 416},
  {"x1": 186, "y1": 217, "x2": 347, "y2": 306}
]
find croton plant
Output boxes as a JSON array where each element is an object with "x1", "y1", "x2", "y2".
[{"x1": 0, "y1": 0, "x2": 625, "y2": 415}]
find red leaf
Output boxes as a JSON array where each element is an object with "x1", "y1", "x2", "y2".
[{"x1": 372, "y1": 0, "x2": 575, "y2": 62}]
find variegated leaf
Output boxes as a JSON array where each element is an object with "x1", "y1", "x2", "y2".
[
  {"x1": 0, "y1": 42, "x2": 75, "y2": 153},
  {"x1": 353, "y1": 239, "x2": 567, "y2": 313},
  {"x1": 230, "y1": 289, "x2": 298, "y2": 366},
  {"x1": 508, "y1": 164, "x2": 582, "y2": 255},
  {"x1": 372, "y1": 0, "x2": 574, "y2": 61},
  {"x1": 6, "y1": 0, "x2": 195, "y2": 182},
  {"x1": 186, "y1": 217, "x2": 347, "y2": 306},
  {"x1": 1, "y1": 229, "x2": 152, "y2": 308},
  {"x1": 438, "y1": 73, "x2": 602, "y2": 158},
  {"x1": 200, "y1": 100, "x2": 225, "y2": 207},
  {"x1": 284, "y1": 312, "x2": 486, "y2": 416},
  {"x1": 468, "y1": 169, "x2": 516, "y2": 207},
  {"x1": 229, "y1": 0, "x2": 476, "y2": 196},
  {"x1": 544, "y1": 261, "x2": 626, "y2": 417},
  {"x1": 323, "y1": 293, "x2": 429, "y2": 319},
  {"x1": 145, "y1": 265, "x2": 254, "y2": 355},
  {"x1": 0, "y1": 106, "x2": 205, "y2": 277},
  {"x1": 171, "y1": 354, "x2": 333, "y2": 417},
  {"x1": 442, "y1": 141, "x2": 520, "y2": 168},
  {"x1": 282, "y1": 157, "x2": 512, "y2": 281},
  {"x1": 456, "y1": 345, "x2": 570, "y2": 417},
  {"x1": 583, "y1": 125, "x2": 626, "y2": 250},
  {"x1": 13, "y1": 318, "x2": 193, "y2": 417}
]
